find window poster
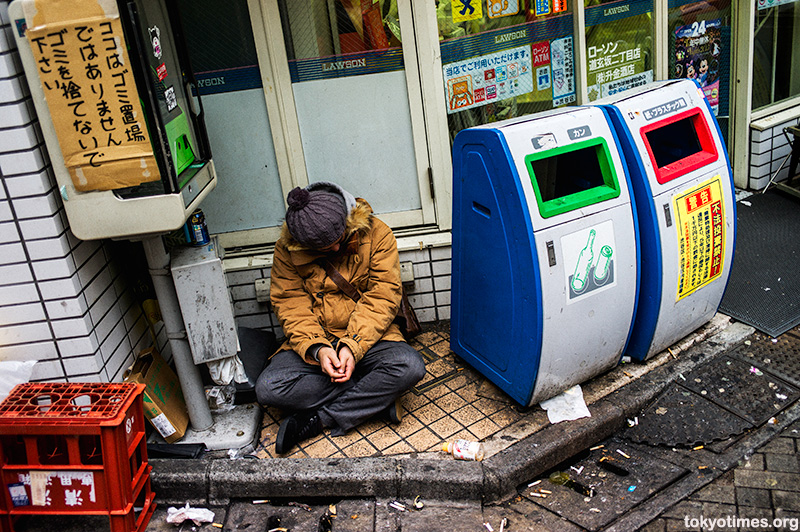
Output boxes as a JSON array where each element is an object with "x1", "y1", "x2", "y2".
[
  {"x1": 444, "y1": 44, "x2": 534, "y2": 114},
  {"x1": 674, "y1": 19, "x2": 723, "y2": 115},
  {"x1": 21, "y1": 0, "x2": 158, "y2": 192},
  {"x1": 586, "y1": 39, "x2": 652, "y2": 100},
  {"x1": 551, "y1": 36, "x2": 576, "y2": 107},
  {"x1": 757, "y1": 0, "x2": 798, "y2": 10}
]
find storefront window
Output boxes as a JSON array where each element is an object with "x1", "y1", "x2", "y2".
[
  {"x1": 584, "y1": 0, "x2": 654, "y2": 101},
  {"x1": 438, "y1": 0, "x2": 576, "y2": 142},
  {"x1": 752, "y1": 0, "x2": 800, "y2": 110},
  {"x1": 278, "y1": 0, "x2": 429, "y2": 223},
  {"x1": 177, "y1": 0, "x2": 286, "y2": 237},
  {"x1": 668, "y1": 0, "x2": 731, "y2": 140}
]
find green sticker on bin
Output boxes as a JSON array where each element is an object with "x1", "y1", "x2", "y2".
[{"x1": 525, "y1": 137, "x2": 620, "y2": 218}]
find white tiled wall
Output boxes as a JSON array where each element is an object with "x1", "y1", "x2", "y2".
[
  {"x1": 0, "y1": 0, "x2": 150, "y2": 383},
  {"x1": 749, "y1": 117, "x2": 800, "y2": 190}
]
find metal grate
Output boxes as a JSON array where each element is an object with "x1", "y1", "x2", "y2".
[
  {"x1": 730, "y1": 334, "x2": 800, "y2": 388},
  {"x1": 622, "y1": 384, "x2": 752, "y2": 447},
  {"x1": 680, "y1": 356, "x2": 800, "y2": 425}
]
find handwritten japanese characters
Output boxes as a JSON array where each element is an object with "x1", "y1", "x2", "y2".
[{"x1": 25, "y1": 0, "x2": 158, "y2": 191}]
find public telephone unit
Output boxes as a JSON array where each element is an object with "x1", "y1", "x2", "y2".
[{"x1": 10, "y1": 0, "x2": 216, "y2": 240}]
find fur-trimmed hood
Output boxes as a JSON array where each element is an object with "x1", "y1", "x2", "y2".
[{"x1": 280, "y1": 195, "x2": 374, "y2": 253}]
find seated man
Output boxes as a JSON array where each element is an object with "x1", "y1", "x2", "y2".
[{"x1": 256, "y1": 181, "x2": 426, "y2": 454}]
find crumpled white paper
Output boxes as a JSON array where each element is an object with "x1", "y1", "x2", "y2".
[
  {"x1": 207, "y1": 354, "x2": 248, "y2": 386},
  {"x1": 0, "y1": 361, "x2": 37, "y2": 402},
  {"x1": 539, "y1": 384, "x2": 591, "y2": 424},
  {"x1": 165, "y1": 503, "x2": 215, "y2": 526}
]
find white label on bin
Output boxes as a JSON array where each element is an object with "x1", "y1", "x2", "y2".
[
  {"x1": 561, "y1": 220, "x2": 617, "y2": 303},
  {"x1": 568, "y1": 126, "x2": 592, "y2": 140},
  {"x1": 29, "y1": 471, "x2": 48, "y2": 506},
  {"x1": 643, "y1": 97, "x2": 687, "y2": 121},
  {"x1": 151, "y1": 412, "x2": 177, "y2": 438}
]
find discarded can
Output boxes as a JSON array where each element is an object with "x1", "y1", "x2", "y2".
[
  {"x1": 186, "y1": 208, "x2": 210, "y2": 246},
  {"x1": 442, "y1": 439, "x2": 485, "y2": 461}
]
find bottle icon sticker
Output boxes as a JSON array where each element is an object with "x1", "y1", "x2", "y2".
[
  {"x1": 594, "y1": 245, "x2": 613, "y2": 283},
  {"x1": 571, "y1": 229, "x2": 596, "y2": 293},
  {"x1": 562, "y1": 222, "x2": 617, "y2": 301}
]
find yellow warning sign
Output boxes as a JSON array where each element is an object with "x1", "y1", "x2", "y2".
[{"x1": 673, "y1": 175, "x2": 725, "y2": 301}]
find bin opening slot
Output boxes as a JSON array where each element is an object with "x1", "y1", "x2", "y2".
[
  {"x1": 525, "y1": 137, "x2": 621, "y2": 218},
  {"x1": 640, "y1": 108, "x2": 718, "y2": 184}
]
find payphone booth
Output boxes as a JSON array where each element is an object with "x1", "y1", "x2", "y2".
[
  {"x1": 597, "y1": 79, "x2": 736, "y2": 361},
  {"x1": 9, "y1": 0, "x2": 216, "y2": 241},
  {"x1": 451, "y1": 107, "x2": 639, "y2": 407}
]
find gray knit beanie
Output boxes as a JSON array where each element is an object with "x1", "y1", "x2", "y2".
[{"x1": 285, "y1": 185, "x2": 348, "y2": 249}]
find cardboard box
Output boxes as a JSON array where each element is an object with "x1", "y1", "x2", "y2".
[{"x1": 124, "y1": 347, "x2": 189, "y2": 443}]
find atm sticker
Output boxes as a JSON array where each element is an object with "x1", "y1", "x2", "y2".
[
  {"x1": 673, "y1": 176, "x2": 725, "y2": 301},
  {"x1": 537, "y1": 66, "x2": 551, "y2": 90},
  {"x1": 561, "y1": 220, "x2": 617, "y2": 303}
]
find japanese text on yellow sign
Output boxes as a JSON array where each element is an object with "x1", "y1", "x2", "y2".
[
  {"x1": 673, "y1": 176, "x2": 725, "y2": 301},
  {"x1": 25, "y1": 0, "x2": 158, "y2": 192}
]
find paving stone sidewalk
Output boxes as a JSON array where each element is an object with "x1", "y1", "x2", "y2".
[{"x1": 645, "y1": 418, "x2": 800, "y2": 531}]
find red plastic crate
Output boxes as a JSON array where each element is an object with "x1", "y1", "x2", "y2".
[{"x1": 0, "y1": 382, "x2": 155, "y2": 532}]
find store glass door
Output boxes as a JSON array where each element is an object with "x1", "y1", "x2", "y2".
[
  {"x1": 278, "y1": 0, "x2": 433, "y2": 227},
  {"x1": 177, "y1": 0, "x2": 286, "y2": 245}
]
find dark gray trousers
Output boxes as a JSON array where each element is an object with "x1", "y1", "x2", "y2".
[{"x1": 255, "y1": 341, "x2": 426, "y2": 435}]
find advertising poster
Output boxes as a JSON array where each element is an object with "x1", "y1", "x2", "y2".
[
  {"x1": 488, "y1": 0, "x2": 521, "y2": 18},
  {"x1": 673, "y1": 176, "x2": 726, "y2": 301},
  {"x1": 443, "y1": 44, "x2": 534, "y2": 114},
  {"x1": 674, "y1": 19, "x2": 723, "y2": 114},
  {"x1": 586, "y1": 40, "x2": 652, "y2": 101},
  {"x1": 757, "y1": 0, "x2": 798, "y2": 10},
  {"x1": 550, "y1": 36, "x2": 576, "y2": 107}
]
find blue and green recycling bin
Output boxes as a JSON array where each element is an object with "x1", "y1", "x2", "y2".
[
  {"x1": 597, "y1": 79, "x2": 736, "y2": 361},
  {"x1": 450, "y1": 107, "x2": 640, "y2": 407}
]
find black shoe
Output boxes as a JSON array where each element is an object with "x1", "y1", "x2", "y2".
[
  {"x1": 383, "y1": 398, "x2": 403, "y2": 425},
  {"x1": 275, "y1": 410, "x2": 323, "y2": 455}
]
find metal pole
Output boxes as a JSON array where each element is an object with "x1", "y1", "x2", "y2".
[{"x1": 142, "y1": 236, "x2": 213, "y2": 432}]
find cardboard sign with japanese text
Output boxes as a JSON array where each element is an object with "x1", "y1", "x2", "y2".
[{"x1": 21, "y1": 0, "x2": 159, "y2": 192}]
